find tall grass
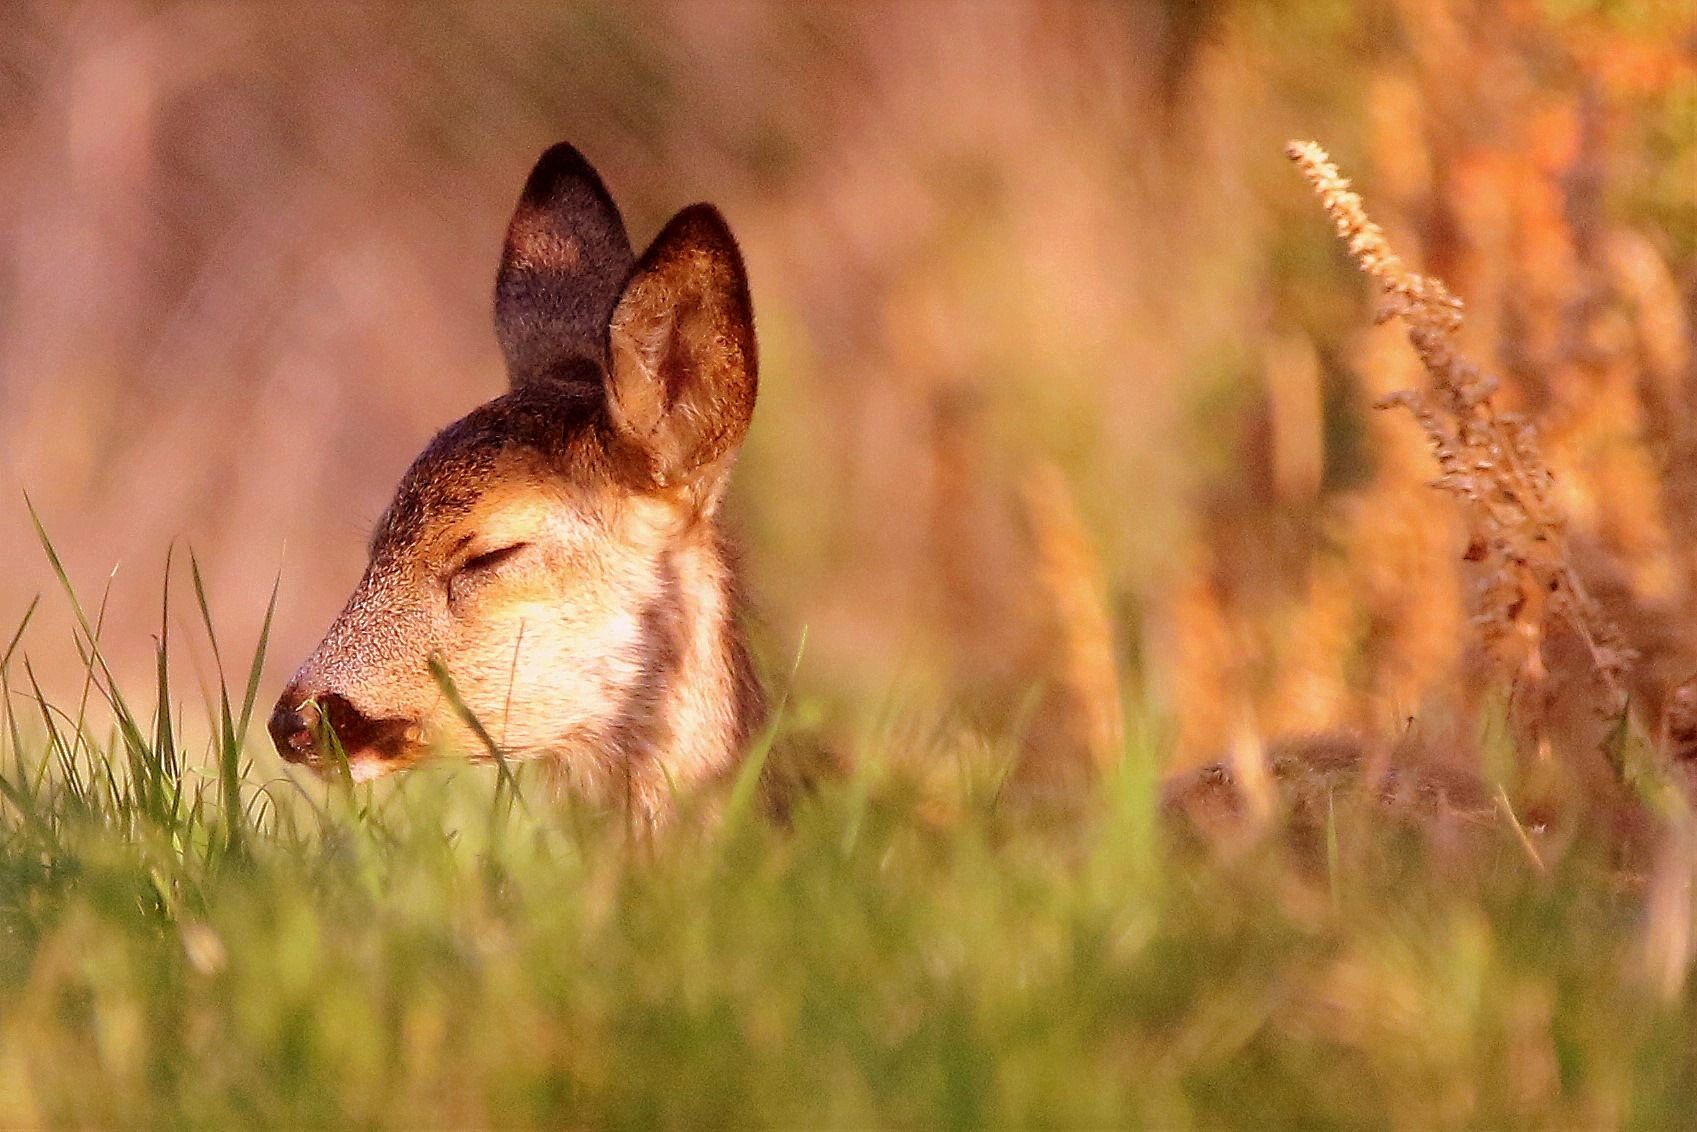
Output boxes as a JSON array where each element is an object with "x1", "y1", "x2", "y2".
[{"x1": 0, "y1": 524, "x2": 1692, "y2": 1127}]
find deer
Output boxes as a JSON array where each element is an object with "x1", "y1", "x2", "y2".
[{"x1": 267, "y1": 142, "x2": 765, "y2": 821}]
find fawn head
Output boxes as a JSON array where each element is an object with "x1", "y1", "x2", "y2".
[{"x1": 268, "y1": 143, "x2": 761, "y2": 795}]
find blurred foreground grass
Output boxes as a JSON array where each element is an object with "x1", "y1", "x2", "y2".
[{"x1": 0, "y1": 559, "x2": 1692, "y2": 1128}]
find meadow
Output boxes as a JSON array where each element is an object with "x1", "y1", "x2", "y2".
[
  {"x1": 0, "y1": 541, "x2": 1691, "y2": 1128},
  {"x1": 1, "y1": 2, "x2": 1694, "y2": 1126}
]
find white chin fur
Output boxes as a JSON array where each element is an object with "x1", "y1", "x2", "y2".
[{"x1": 348, "y1": 759, "x2": 392, "y2": 784}]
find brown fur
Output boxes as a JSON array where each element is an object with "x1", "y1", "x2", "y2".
[{"x1": 269, "y1": 142, "x2": 765, "y2": 817}]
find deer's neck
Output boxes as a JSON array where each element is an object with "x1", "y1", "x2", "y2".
[{"x1": 604, "y1": 524, "x2": 764, "y2": 818}]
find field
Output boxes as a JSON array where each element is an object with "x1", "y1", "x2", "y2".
[
  {"x1": 0, "y1": 578, "x2": 1690, "y2": 1127},
  {"x1": 2, "y1": 2, "x2": 1695, "y2": 1126}
]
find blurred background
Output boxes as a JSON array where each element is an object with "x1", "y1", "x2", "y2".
[{"x1": 0, "y1": 1, "x2": 1691, "y2": 777}]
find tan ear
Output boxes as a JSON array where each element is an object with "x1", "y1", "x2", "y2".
[
  {"x1": 495, "y1": 142, "x2": 633, "y2": 387},
  {"x1": 607, "y1": 204, "x2": 757, "y2": 493}
]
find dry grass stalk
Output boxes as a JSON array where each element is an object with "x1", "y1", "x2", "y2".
[
  {"x1": 1285, "y1": 140, "x2": 1631, "y2": 720},
  {"x1": 1019, "y1": 462, "x2": 1125, "y2": 782},
  {"x1": 1293, "y1": 132, "x2": 1694, "y2": 996}
]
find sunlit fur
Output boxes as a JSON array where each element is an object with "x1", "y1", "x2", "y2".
[{"x1": 271, "y1": 142, "x2": 764, "y2": 817}]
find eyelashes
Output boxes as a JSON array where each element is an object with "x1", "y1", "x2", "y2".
[
  {"x1": 460, "y1": 542, "x2": 530, "y2": 576},
  {"x1": 446, "y1": 542, "x2": 532, "y2": 608}
]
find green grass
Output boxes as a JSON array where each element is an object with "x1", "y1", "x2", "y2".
[{"x1": 0, "y1": 554, "x2": 1693, "y2": 1128}]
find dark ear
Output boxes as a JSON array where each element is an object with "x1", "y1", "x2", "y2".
[
  {"x1": 607, "y1": 204, "x2": 757, "y2": 492},
  {"x1": 494, "y1": 142, "x2": 634, "y2": 387}
]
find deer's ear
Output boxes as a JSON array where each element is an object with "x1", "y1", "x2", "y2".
[
  {"x1": 494, "y1": 142, "x2": 634, "y2": 387},
  {"x1": 607, "y1": 204, "x2": 757, "y2": 492}
]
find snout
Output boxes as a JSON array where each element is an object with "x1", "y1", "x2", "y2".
[
  {"x1": 267, "y1": 697, "x2": 322, "y2": 765},
  {"x1": 268, "y1": 689, "x2": 419, "y2": 772}
]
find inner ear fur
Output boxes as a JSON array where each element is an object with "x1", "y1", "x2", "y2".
[
  {"x1": 607, "y1": 204, "x2": 757, "y2": 492},
  {"x1": 495, "y1": 142, "x2": 634, "y2": 388}
]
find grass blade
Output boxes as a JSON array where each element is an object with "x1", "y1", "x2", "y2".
[
  {"x1": 0, "y1": 594, "x2": 39, "y2": 674},
  {"x1": 428, "y1": 655, "x2": 528, "y2": 817},
  {"x1": 236, "y1": 574, "x2": 281, "y2": 750},
  {"x1": 725, "y1": 627, "x2": 808, "y2": 824},
  {"x1": 25, "y1": 496, "x2": 149, "y2": 770},
  {"x1": 154, "y1": 545, "x2": 177, "y2": 783}
]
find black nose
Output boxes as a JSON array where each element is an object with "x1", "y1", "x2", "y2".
[
  {"x1": 268, "y1": 691, "x2": 418, "y2": 768},
  {"x1": 268, "y1": 697, "x2": 322, "y2": 764}
]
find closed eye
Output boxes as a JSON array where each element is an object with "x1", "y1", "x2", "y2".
[{"x1": 458, "y1": 542, "x2": 530, "y2": 577}]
